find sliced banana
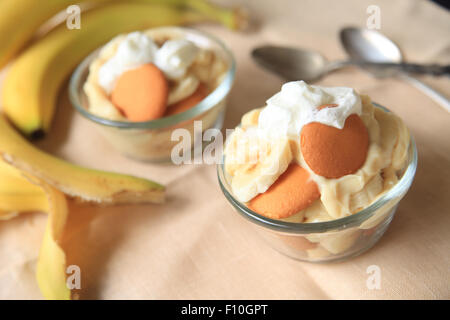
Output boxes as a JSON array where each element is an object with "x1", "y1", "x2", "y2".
[
  {"x1": 225, "y1": 127, "x2": 293, "y2": 203},
  {"x1": 318, "y1": 228, "x2": 360, "y2": 254},
  {"x1": 225, "y1": 127, "x2": 265, "y2": 177},
  {"x1": 349, "y1": 173, "x2": 383, "y2": 213},
  {"x1": 224, "y1": 127, "x2": 246, "y2": 177},
  {"x1": 241, "y1": 108, "x2": 261, "y2": 128},
  {"x1": 84, "y1": 58, "x2": 126, "y2": 121},
  {"x1": 224, "y1": 109, "x2": 262, "y2": 176},
  {"x1": 168, "y1": 74, "x2": 200, "y2": 105}
]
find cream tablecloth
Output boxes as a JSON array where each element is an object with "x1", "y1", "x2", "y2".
[{"x1": 0, "y1": 0, "x2": 449, "y2": 299}]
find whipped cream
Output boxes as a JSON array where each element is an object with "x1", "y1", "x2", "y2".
[
  {"x1": 155, "y1": 39, "x2": 199, "y2": 80},
  {"x1": 98, "y1": 32, "x2": 158, "y2": 94},
  {"x1": 98, "y1": 32, "x2": 199, "y2": 94},
  {"x1": 258, "y1": 81, "x2": 362, "y2": 139}
]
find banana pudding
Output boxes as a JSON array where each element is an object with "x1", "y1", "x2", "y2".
[
  {"x1": 220, "y1": 81, "x2": 415, "y2": 262},
  {"x1": 74, "y1": 27, "x2": 234, "y2": 161}
]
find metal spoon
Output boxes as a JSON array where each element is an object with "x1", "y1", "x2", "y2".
[
  {"x1": 340, "y1": 27, "x2": 450, "y2": 112},
  {"x1": 252, "y1": 46, "x2": 449, "y2": 82}
]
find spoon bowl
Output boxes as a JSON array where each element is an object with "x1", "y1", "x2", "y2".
[
  {"x1": 252, "y1": 44, "x2": 448, "y2": 83},
  {"x1": 340, "y1": 27, "x2": 450, "y2": 112},
  {"x1": 252, "y1": 46, "x2": 328, "y2": 82},
  {"x1": 340, "y1": 27, "x2": 402, "y2": 63}
]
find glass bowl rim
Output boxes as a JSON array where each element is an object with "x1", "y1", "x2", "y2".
[
  {"x1": 217, "y1": 102, "x2": 418, "y2": 234},
  {"x1": 68, "y1": 26, "x2": 236, "y2": 130}
]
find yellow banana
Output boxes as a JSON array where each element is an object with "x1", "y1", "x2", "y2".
[
  {"x1": 0, "y1": 0, "x2": 232, "y2": 69},
  {"x1": 0, "y1": 160, "x2": 48, "y2": 213},
  {"x1": 0, "y1": 0, "x2": 88, "y2": 68},
  {"x1": 0, "y1": 193, "x2": 48, "y2": 215},
  {"x1": 1, "y1": 1, "x2": 242, "y2": 136},
  {"x1": 136, "y1": 0, "x2": 246, "y2": 30},
  {"x1": 0, "y1": 114, "x2": 165, "y2": 204},
  {"x1": 0, "y1": 0, "x2": 243, "y2": 65}
]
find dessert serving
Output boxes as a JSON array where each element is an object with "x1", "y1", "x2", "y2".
[
  {"x1": 71, "y1": 27, "x2": 235, "y2": 161},
  {"x1": 219, "y1": 81, "x2": 417, "y2": 262}
]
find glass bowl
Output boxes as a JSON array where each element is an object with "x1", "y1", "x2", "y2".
[
  {"x1": 217, "y1": 103, "x2": 417, "y2": 262},
  {"x1": 69, "y1": 27, "x2": 236, "y2": 162}
]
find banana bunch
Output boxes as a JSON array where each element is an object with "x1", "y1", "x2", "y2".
[
  {"x1": 0, "y1": 0, "x2": 104, "y2": 68},
  {"x1": 1, "y1": 0, "x2": 244, "y2": 136}
]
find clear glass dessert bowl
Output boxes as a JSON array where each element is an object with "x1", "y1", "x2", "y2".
[
  {"x1": 69, "y1": 27, "x2": 235, "y2": 162},
  {"x1": 217, "y1": 103, "x2": 417, "y2": 263}
]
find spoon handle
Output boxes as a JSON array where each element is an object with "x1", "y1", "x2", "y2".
[
  {"x1": 331, "y1": 60, "x2": 450, "y2": 112},
  {"x1": 354, "y1": 61, "x2": 450, "y2": 76},
  {"x1": 401, "y1": 74, "x2": 450, "y2": 113},
  {"x1": 397, "y1": 63, "x2": 450, "y2": 76}
]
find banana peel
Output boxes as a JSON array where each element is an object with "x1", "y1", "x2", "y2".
[
  {"x1": 0, "y1": 119, "x2": 166, "y2": 299},
  {"x1": 0, "y1": 210, "x2": 19, "y2": 220},
  {"x1": 0, "y1": 154, "x2": 163, "y2": 299},
  {"x1": 0, "y1": 160, "x2": 70, "y2": 299},
  {"x1": 34, "y1": 180, "x2": 72, "y2": 300},
  {"x1": 0, "y1": 116, "x2": 165, "y2": 298},
  {"x1": 0, "y1": 115, "x2": 165, "y2": 204},
  {"x1": 0, "y1": 159, "x2": 161, "y2": 300},
  {"x1": 0, "y1": 160, "x2": 48, "y2": 213}
]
